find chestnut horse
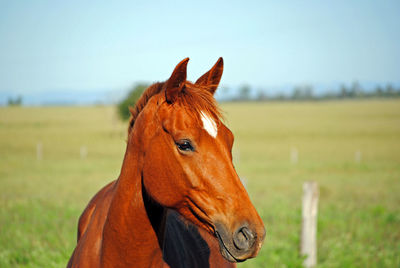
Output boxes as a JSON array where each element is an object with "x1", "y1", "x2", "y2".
[{"x1": 67, "y1": 58, "x2": 265, "y2": 268}]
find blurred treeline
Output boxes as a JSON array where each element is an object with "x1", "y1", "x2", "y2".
[
  {"x1": 117, "y1": 81, "x2": 400, "y2": 120},
  {"x1": 7, "y1": 96, "x2": 23, "y2": 106},
  {"x1": 235, "y1": 81, "x2": 400, "y2": 101}
]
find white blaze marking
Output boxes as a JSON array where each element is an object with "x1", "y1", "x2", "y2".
[{"x1": 200, "y1": 112, "x2": 218, "y2": 138}]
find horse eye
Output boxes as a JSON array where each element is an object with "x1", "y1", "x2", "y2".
[{"x1": 175, "y1": 140, "x2": 194, "y2": 152}]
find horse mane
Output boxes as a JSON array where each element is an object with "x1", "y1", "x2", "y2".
[
  {"x1": 128, "y1": 81, "x2": 222, "y2": 134},
  {"x1": 128, "y1": 82, "x2": 164, "y2": 134}
]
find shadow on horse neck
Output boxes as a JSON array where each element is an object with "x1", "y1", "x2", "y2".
[
  {"x1": 67, "y1": 58, "x2": 265, "y2": 268},
  {"x1": 142, "y1": 182, "x2": 212, "y2": 268}
]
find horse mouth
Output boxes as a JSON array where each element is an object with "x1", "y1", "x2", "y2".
[{"x1": 215, "y1": 231, "x2": 243, "y2": 263}]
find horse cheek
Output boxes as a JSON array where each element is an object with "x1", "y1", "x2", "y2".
[{"x1": 142, "y1": 142, "x2": 183, "y2": 207}]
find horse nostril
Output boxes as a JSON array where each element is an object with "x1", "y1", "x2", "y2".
[{"x1": 233, "y1": 226, "x2": 256, "y2": 251}]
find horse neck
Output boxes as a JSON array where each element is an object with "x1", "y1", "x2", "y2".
[{"x1": 100, "y1": 137, "x2": 167, "y2": 267}]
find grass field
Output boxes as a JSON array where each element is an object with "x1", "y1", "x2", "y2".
[{"x1": 1, "y1": 100, "x2": 399, "y2": 267}]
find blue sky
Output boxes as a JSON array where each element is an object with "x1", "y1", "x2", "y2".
[{"x1": 1, "y1": 0, "x2": 399, "y2": 97}]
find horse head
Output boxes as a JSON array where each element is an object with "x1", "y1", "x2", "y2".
[{"x1": 129, "y1": 58, "x2": 265, "y2": 262}]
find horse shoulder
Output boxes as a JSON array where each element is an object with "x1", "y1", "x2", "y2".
[{"x1": 68, "y1": 181, "x2": 117, "y2": 268}]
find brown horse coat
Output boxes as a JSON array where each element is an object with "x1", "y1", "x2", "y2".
[{"x1": 67, "y1": 58, "x2": 265, "y2": 268}]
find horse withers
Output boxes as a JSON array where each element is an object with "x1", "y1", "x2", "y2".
[{"x1": 67, "y1": 58, "x2": 265, "y2": 267}]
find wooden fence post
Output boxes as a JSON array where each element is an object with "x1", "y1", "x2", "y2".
[
  {"x1": 355, "y1": 150, "x2": 362, "y2": 163},
  {"x1": 80, "y1": 145, "x2": 88, "y2": 159},
  {"x1": 301, "y1": 181, "x2": 319, "y2": 268},
  {"x1": 291, "y1": 147, "x2": 298, "y2": 164},
  {"x1": 36, "y1": 142, "x2": 43, "y2": 161}
]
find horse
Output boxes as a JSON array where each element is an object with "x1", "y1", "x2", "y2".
[{"x1": 67, "y1": 58, "x2": 266, "y2": 268}]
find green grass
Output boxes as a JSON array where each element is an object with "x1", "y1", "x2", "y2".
[{"x1": 1, "y1": 100, "x2": 400, "y2": 267}]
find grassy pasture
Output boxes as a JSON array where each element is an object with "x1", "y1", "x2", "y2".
[{"x1": 0, "y1": 100, "x2": 399, "y2": 267}]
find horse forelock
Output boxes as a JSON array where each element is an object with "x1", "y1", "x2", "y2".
[
  {"x1": 176, "y1": 81, "x2": 222, "y2": 127},
  {"x1": 128, "y1": 81, "x2": 222, "y2": 135}
]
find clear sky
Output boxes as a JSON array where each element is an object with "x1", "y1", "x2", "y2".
[{"x1": 1, "y1": 0, "x2": 399, "y2": 95}]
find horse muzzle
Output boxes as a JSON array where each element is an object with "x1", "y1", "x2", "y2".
[{"x1": 214, "y1": 222, "x2": 265, "y2": 262}]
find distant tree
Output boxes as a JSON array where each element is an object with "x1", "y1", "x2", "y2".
[
  {"x1": 7, "y1": 96, "x2": 22, "y2": 106},
  {"x1": 385, "y1": 84, "x2": 395, "y2": 97},
  {"x1": 117, "y1": 83, "x2": 149, "y2": 120},
  {"x1": 374, "y1": 85, "x2": 384, "y2": 97},
  {"x1": 339, "y1": 84, "x2": 348, "y2": 98},
  {"x1": 303, "y1": 85, "x2": 314, "y2": 99},
  {"x1": 292, "y1": 86, "x2": 302, "y2": 100},
  {"x1": 350, "y1": 81, "x2": 363, "y2": 97},
  {"x1": 275, "y1": 92, "x2": 286, "y2": 101},
  {"x1": 322, "y1": 90, "x2": 336, "y2": 100},
  {"x1": 256, "y1": 89, "x2": 268, "y2": 101},
  {"x1": 292, "y1": 85, "x2": 313, "y2": 100},
  {"x1": 238, "y1": 84, "x2": 251, "y2": 100}
]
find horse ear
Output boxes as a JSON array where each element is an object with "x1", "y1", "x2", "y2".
[
  {"x1": 195, "y1": 57, "x2": 224, "y2": 95},
  {"x1": 165, "y1": 58, "x2": 189, "y2": 103}
]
